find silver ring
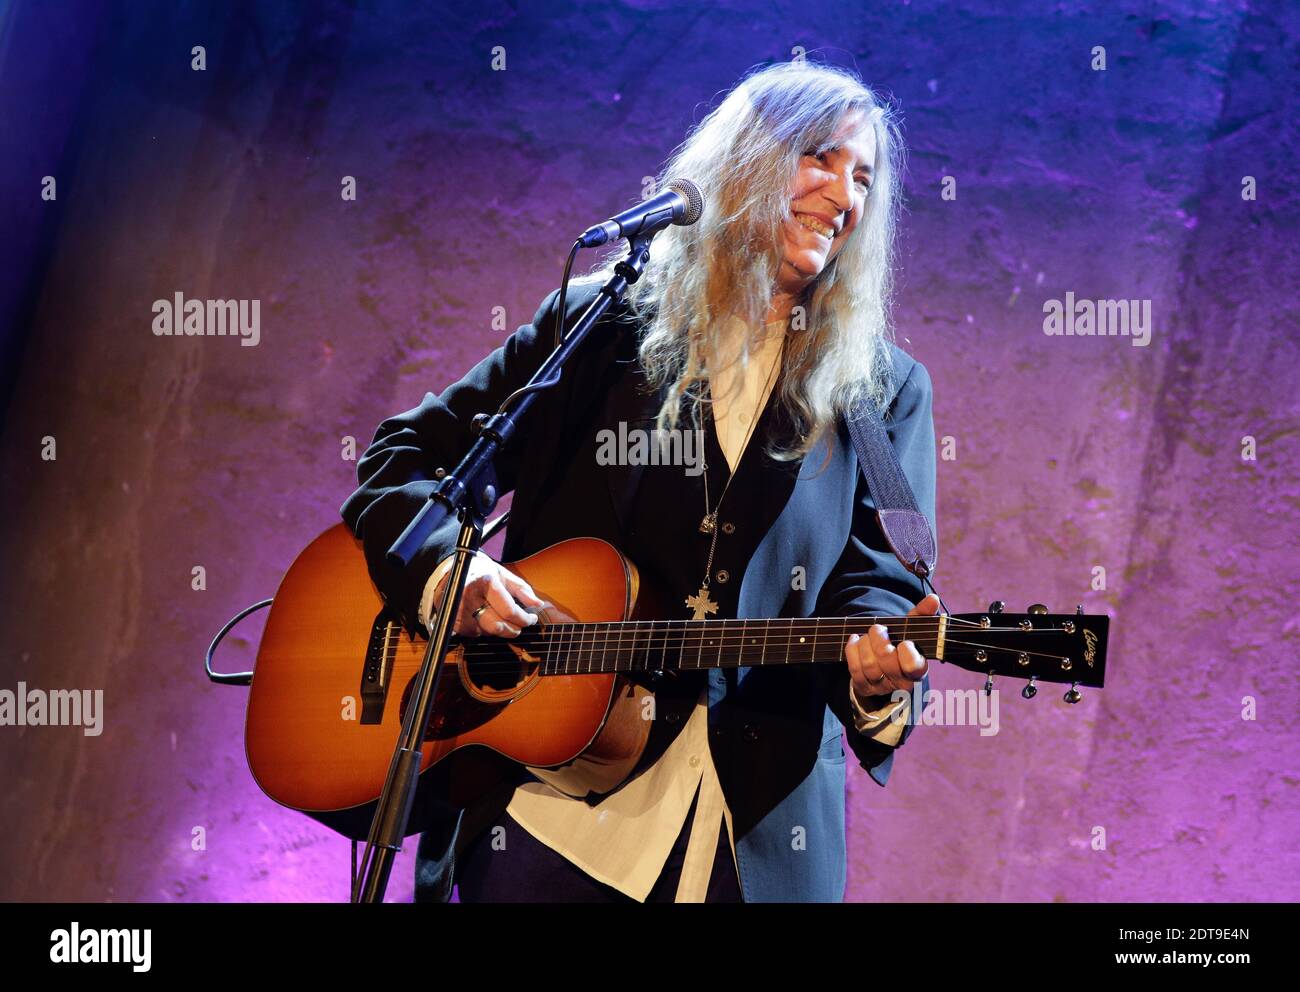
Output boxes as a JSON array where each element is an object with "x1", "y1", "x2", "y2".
[
  {"x1": 472, "y1": 604, "x2": 490, "y2": 621},
  {"x1": 867, "y1": 671, "x2": 889, "y2": 686}
]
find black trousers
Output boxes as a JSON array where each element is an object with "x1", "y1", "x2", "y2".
[{"x1": 454, "y1": 787, "x2": 743, "y2": 903}]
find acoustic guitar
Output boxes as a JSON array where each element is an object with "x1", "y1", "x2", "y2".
[{"x1": 244, "y1": 524, "x2": 1108, "y2": 839}]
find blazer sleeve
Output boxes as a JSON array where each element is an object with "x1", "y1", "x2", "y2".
[
  {"x1": 339, "y1": 288, "x2": 568, "y2": 633},
  {"x1": 814, "y1": 357, "x2": 938, "y2": 786}
]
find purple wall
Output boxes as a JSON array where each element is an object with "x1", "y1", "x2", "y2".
[{"x1": 0, "y1": 0, "x2": 1295, "y2": 903}]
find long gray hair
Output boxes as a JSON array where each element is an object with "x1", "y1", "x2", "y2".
[{"x1": 575, "y1": 60, "x2": 907, "y2": 461}]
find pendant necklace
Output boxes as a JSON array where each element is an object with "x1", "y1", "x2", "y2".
[{"x1": 686, "y1": 349, "x2": 782, "y2": 621}]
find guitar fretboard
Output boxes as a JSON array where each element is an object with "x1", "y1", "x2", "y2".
[{"x1": 477, "y1": 616, "x2": 947, "y2": 675}]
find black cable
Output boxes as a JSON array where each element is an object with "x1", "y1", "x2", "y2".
[
  {"x1": 490, "y1": 239, "x2": 584, "y2": 417},
  {"x1": 204, "y1": 598, "x2": 272, "y2": 685}
]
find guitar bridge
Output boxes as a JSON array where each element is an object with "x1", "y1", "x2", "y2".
[{"x1": 360, "y1": 611, "x2": 402, "y2": 724}]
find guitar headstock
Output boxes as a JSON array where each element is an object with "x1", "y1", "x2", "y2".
[{"x1": 942, "y1": 603, "x2": 1108, "y2": 703}]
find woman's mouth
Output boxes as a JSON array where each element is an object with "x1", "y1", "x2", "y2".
[{"x1": 794, "y1": 213, "x2": 835, "y2": 241}]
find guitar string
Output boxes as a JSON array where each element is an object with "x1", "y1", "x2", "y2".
[
  {"x1": 932, "y1": 638, "x2": 1079, "y2": 662},
  {"x1": 425, "y1": 632, "x2": 1082, "y2": 674},
  {"x1": 447, "y1": 621, "x2": 1079, "y2": 655},
  {"x1": 450, "y1": 618, "x2": 953, "y2": 661},
  {"x1": 401, "y1": 646, "x2": 1077, "y2": 679},
  {"x1": 443, "y1": 620, "x2": 1079, "y2": 656},
  {"x1": 401, "y1": 617, "x2": 1092, "y2": 672},
  {"x1": 448, "y1": 633, "x2": 1072, "y2": 660},
  {"x1": 445, "y1": 614, "x2": 989, "y2": 639}
]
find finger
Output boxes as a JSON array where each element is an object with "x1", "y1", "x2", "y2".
[
  {"x1": 476, "y1": 605, "x2": 521, "y2": 639},
  {"x1": 844, "y1": 633, "x2": 866, "y2": 692},
  {"x1": 867, "y1": 623, "x2": 891, "y2": 656},
  {"x1": 500, "y1": 569, "x2": 545, "y2": 610},
  {"x1": 895, "y1": 640, "x2": 929, "y2": 682},
  {"x1": 872, "y1": 636, "x2": 910, "y2": 694},
  {"x1": 457, "y1": 590, "x2": 493, "y2": 637},
  {"x1": 848, "y1": 632, "x2": 889, "y2": 697},
  {"x1": 484, "y1": 572, "x2": 538, "y2": 630},
  {"x1": 451, "y1": 573, "x2": 494, "y2": 635},
  {"x1": 906, "y1": 593, "x2": 941, "y2": 618}
]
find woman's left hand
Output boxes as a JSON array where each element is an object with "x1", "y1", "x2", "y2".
[{"x1": 844, "y1": 593, "x2": 940, "y2": 698}]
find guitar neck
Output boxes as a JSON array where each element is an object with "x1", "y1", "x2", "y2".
[
  {"x1": 452, "y1": 607, "x2": 1109, "y2": 690},
  {"x1": 522, "y1": 616, "x2": 946, "y2": 675}
]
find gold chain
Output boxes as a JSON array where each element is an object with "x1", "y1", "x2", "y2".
[{"x1": 698, "y1": 347, "x2": 782, "y2": 588}]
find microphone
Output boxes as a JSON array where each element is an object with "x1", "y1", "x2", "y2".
[{"x1": 579, "y1": 178, "x2": 703, "y2": 247}]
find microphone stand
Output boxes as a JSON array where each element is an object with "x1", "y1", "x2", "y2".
[{"x1": 351, "y1": 231, "x2": 656, "y2": 903}]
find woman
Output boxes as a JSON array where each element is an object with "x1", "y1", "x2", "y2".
[{"x1": 342, "y1": 60, "x2": 939, "y2": 903}]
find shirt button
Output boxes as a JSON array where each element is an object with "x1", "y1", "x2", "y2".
[
  {"x1": 666, "y1": 711, "x2": 681, "y2": 724},
  {"x1": 743, "y1": 723, "x2": 760, "y2": 742},
  {"x1": 689, "y1": 754, "x2": 701, "y2": 768},
  {"x1": 721, "y1": 521, "x2": 735, "y2": 535},
  {"x1": 716, "y1": 569, "x2": 730, "y2": 584}
]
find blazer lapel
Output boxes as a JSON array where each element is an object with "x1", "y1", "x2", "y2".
[{"x1": 739, "y1": 419, "x2": 856, "y2": 621}]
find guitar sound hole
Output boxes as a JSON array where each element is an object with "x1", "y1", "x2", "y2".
[{"x1": 461, "y1": 638, "x2": 539, "y2": 693}]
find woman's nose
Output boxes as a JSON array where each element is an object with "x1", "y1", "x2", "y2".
[{"x1": 821, "y1": 169, "x2": 853, "y2": 214}]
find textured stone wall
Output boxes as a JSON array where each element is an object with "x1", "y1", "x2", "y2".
[{"x1": 0, "y1": 0, "x2": 1295, "y2": 902}]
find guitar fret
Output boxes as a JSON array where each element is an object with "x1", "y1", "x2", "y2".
[{"x1": 536, "y1": 615, "x2": 941, "y2": 676}]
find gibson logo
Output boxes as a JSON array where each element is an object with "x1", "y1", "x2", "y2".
[{"x1": 1083, "y1": 629, "x2": 1098, "y2": 667}]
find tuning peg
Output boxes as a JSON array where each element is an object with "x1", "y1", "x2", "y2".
[
  {"x1": 1021, "y1": 675, "x2": 1038, "y2": 699},
  {"x1": 1064, "y1": 682, "x2": 1082, "y2": 704},
  {"x1": 987, "y1": 601, "x2": 1005, "y2": 614},
  {"x1": 1027, "y1": 603, "x2": 1048, "y2": 615},
  {"x1": 983, "y1": 673, "x2": 995, "y2": 696}
]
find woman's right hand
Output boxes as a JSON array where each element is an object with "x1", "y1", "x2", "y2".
[{"x1": 433, "y1": 551, "x2": 545, "y2": 638}]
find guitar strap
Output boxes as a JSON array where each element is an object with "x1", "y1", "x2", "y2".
[{"x1": 844, "y1": 391, "x2": 938, "y2": 581}]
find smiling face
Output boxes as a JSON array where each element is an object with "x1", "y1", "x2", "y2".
[{"x1": 776, "y1": 111, "x2": 877, "y2": 299}]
